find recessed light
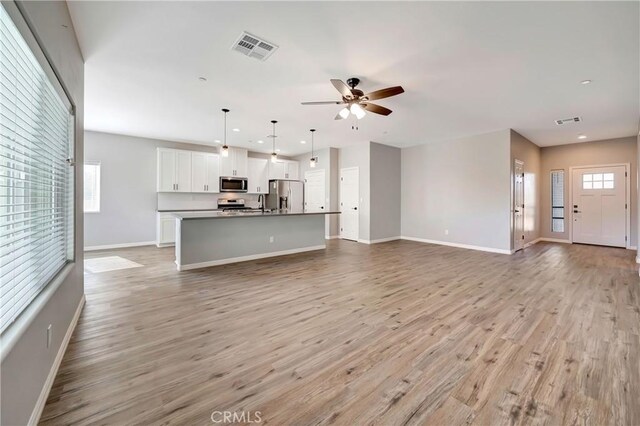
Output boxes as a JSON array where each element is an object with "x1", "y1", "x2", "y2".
[
  {"x1": 232, "y1": 128, "x2": 240, "y2": 132},
  {"x1": 300, "y1": 140, "x2": 306, "y2": 144},
  {"x1": 580, "y1": 80, "x2": 592, "y2": 85},
  {"x1": 257, "y1": 140, "x2": 264, "y2": 144},
  {"x1": 578, "y1": 135, "x2": 587, "y2": 140},
  {"x1": 276, "y1": 149, "x2": 281, "y2": 152},
  {"x1": 214, "y1": 139, "x2": 221, "y2": 143},
  {"x1": 198, "y1": 77, "x2": 207, "y2": 82}
]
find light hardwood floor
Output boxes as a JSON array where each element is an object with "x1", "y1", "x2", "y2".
[{"x1": 40, "y1": 240, "x2": 639, "y2": 425}]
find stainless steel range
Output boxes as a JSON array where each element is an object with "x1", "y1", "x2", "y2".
[{"x1": 217, "y1": 199, "x2": 262, "y2": 212}]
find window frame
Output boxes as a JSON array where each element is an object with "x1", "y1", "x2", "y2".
[
  {"x1": 0, "y1": 0, "x2": 77, "y2": 345},
  {"x1": 83, "y1": 162, "x2": 101, "y2": 213}
]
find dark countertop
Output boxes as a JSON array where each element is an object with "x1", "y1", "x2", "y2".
[
  {"x1": 157, "y1": 209, "x2": 221, "y2": 213},
  {"x1": 173, "y1": 210, "x2": 341, "y2": 220}
]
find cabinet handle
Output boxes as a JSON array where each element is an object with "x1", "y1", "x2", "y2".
[{"x1": 176, "y1": 184, "x2": 178, "y2": 190}]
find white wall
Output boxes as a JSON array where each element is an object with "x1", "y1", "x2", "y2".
[
  {"x1": 1, "y1": 2, "x2": 85, "y2": 425},
  {"x1": 401, "y1": 129, "x2": 512, "y2": 252}
]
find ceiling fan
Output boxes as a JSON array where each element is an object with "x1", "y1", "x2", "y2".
[{"x1": 302, "y1": 78, "x2": 404, "y2": 120}]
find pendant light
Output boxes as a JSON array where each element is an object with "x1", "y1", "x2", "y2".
[
  {"x1": 309, "y1": 129, "x2": 317, "y2": 168},
  {"x1": 221, "y1": 108, "x2": 230, "y2": 157},
  {"x1": 270, "y1": 120, "x2": 278, "y2": 163}
]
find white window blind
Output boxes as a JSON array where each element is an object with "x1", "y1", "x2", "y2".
[
  {"x1": 0, "y1": 5, "x2": 74, "y2": 334},
  {"x1": 84, "y1": 163, "x2": 100, "y2": 213},
  {"x1": 551, "y1": 170, "x2": 564, "y2": 233}
]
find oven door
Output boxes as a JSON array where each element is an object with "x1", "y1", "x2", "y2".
[{"x1": 220, "y1": 177, "x2": 248, "y2": 193}]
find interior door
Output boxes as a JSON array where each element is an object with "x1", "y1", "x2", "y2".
[
  {"x1": 304, "y1": 169, "x2": 325, "y2": 212},
  {"x1": 513, "y1": 160, "x2": 525, "y2": 251},
  {"x1": 340, "y1": 167, "x2": 359, "y2": 241},
  {"x1": 572, "y1": 165, "x2": 627, "y2": 247}
]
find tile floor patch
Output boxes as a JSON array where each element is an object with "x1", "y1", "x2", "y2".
[{"x1": 84, "y1": 256, "x2": 143, "y2": 273}]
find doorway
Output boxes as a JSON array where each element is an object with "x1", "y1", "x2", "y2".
[
  {"x1": 304, "y1": 169, "x2": 325, "y2": 212},
  {"x1": 571, "y1": 164, "x2": 628, "y2": 248},
  {"x1": 339, "y1": 167, "x2": 359, "y2": 241},
  {"x1": 513, "y1": 159, "x2": 525, "y2": 251}
]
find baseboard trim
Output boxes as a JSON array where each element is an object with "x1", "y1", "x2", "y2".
[
  {"x1": 400, "y1": 236, "x2": 511, "y2": 255},
  {"x1": 636, "y1": 255, "x2": 640, "y2": 264},
  {"x1": 358, "y1": 236, "x2": 401, "y2": 245},
  {"x1": 524, "y1": 238, "x2": 542, "y2": 249},
  {"x1": 84, "y1": 241, "x2": 156, "y2": 251},
  {"x1": 538, "y1": 237, "x2": 571, "y2": 244},
  {"x1": 28, "y1": 294, "x2": 85, "y2": 426},
  {"x1": 325, "y1": 235, "x2": 340, "y2": 240},
  {"x1": 177, "y1": 245, "x2": 326, "y2": 271},
  {"x1": 627, "y1": 246, "x2": 637, "y2": 251}
]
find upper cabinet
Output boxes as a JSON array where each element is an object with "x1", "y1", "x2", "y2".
[
  {"x1": 157, "y1": 148, "x2": 192, "y2": 192},
  {"x1": 219, "y1": 147, "x2": 248, "y2": 178},
  {"x1": 247, "y1": 158, "x2": 269, "y2": 194},
  {"x1": 191, "y1": 152, "x2": 220, "y2": 193},
  {"x1": 268, "y1": 160, "x2": 299, "y2": 180}
]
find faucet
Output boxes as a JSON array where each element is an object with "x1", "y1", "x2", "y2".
[{"x1": 257, "y1": 194, "x2": 265, "y2": 213}]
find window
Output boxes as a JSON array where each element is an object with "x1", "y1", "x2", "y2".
[
  {"x1": 582, "y1": 172, "x2": 614, "y2": 190},
  {"x1": 84, "y1": 162, "x2": 100, "y2": 213},
  {"x1": 0, "y1": 5, "x2": 75, "y2": 333},
  {"x1": 551, "y1": 170, "x2": 564, "y2": 233}
]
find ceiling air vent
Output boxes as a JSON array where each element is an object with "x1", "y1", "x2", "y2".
[
  {"x1": 231, "y1": 31, "x2": 278, "y2": 61},
  {"x1": 554, "y1": 116, "x2": 582, "y2": 125}
]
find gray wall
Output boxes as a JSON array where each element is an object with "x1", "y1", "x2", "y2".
[
  {"x1": 370, "y1": 142, "x2": 401, "y2": 240},
  {"x1": 294, "y1": 147, "x2": 340, "y2": 238},
  {"x1": 1, "y1": 2, "x2": 85, "y2": 425},
  {"x1": 339, "y1": 143, "x2": 371, "y2": 241},
  {"x1": 84, "y1": 131, "x2": 218, "y2": 247},
  {"x1": 540, "y1": 136, "x2": 638, "y2": 246},
  {"x1": 401, "y1": 129, "x2": 512, "y2": 251},
  {"x1": 510, "y1": 130, "x2": 541, "y2": 248}
]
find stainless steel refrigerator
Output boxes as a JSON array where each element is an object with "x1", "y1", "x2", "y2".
[{"x1": 266, "y1": 180, "x2": 304, "y2": 213}]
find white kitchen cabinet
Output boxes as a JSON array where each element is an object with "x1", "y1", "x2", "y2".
[
  {"x1": 247, "y1": 157, "x2": 269, "y2": 193},
  {"x1": 156, "y1": 212, "x2": 176, "y2": 246},
  {"x1": 157, "y1": 148, "x2": 192, "y2": 192},
  {"x1": 191, "y1": 152, "x2": 220, "y2": 193},
  {"x1": 219, "y1": 147, "x2": 248, "y2": 178},
  {"x1": 268, "y1": 160, "x2": 299, "y2": 180}
]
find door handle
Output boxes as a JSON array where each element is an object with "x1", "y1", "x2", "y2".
[
  {"x1": 574, "y1": 210, "x2": 580, "y2": 213},
  {"x1": 514, "y1": 209, "x2": 520, "y2": 213}
]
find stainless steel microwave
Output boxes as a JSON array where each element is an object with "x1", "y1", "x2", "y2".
[{"x1": 220, "y1": 177, "x2": 248, "y2": 193}]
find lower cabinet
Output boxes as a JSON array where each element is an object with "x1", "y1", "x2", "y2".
[{"x1": 157, "y1": 212, "x2": 176, "y2": 247}]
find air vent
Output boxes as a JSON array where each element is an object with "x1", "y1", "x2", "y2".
[
  {"x1": 554, "y1": 116, "x2": 582, "y2": 125},
  {"x1": 231, "y1": 31, "x2": 278, "y2": 61}
]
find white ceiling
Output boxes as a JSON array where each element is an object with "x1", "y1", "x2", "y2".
[{"x1": 68, "y1": 1, "x2": 639, "y2": 156}]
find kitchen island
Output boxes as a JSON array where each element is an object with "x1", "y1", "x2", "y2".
[{"x1": 172, "y1": 210, "x2": 340, "y2": 270}]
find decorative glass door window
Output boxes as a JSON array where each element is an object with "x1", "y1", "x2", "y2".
[{"x1": 582, "y1": 173, "x2": 614, "y2": 190}]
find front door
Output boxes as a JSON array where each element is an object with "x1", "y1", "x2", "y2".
[
  {"x1": 340, "y1": 167, "x2": 359, "y2": 241},
  {"x1": 513, "y1": 160, "x2": 525, "y2": 251},
  {"x1": 572, "y1": 165, "x2": 627, "y2": 247}
]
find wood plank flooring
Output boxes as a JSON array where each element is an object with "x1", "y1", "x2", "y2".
[{"x1": 40, "y1": 240, "x2": 639, "y2": 425}]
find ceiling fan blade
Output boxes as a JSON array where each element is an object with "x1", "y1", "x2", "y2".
[
  {"x1": 301, "y1": 101, "x2": 344, "y2": 105},
  {"x1": 364, "y1": 86, "x2": 404, "y2": 101},
  {"x1": 362, "y1": 103, "x2": 392, "y2": 116},
  {"x1": 331, "y1": 79, "x2": 354, "y2": 98}
]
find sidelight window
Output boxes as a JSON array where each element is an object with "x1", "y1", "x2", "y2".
[{"x1": 551, "y1": 170, "x2": 564, "y2": 233}]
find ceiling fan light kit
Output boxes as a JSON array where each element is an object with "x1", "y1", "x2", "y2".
[{"x1": 302, "y1": 77, "x2": 404, "y2": 123}]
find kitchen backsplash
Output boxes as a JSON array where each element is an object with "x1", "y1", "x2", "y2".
[{"x1": 157, "y1": 193, "x2": 260, "y2": 211}]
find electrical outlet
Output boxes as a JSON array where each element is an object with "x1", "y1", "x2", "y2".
[
  {"x1": 47, "y1": 324, "x2": 52, "y2": 348},
  {"x1": 444, "y1": 229, "x2": 449, "y2": 235},
  {"x1": 269, "y1": 236, "x2": 274, "y2": 243}
]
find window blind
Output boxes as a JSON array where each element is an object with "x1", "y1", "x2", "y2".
[
  {"x1": 0, "y1": 5, "x2": 74, "y2": 334},
  {"x1": 83, "y1": 163, "x2": 100, "y2": 213},
  {"x1": 551, "y1": 170, "x2": 564, "y2": 233}
]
